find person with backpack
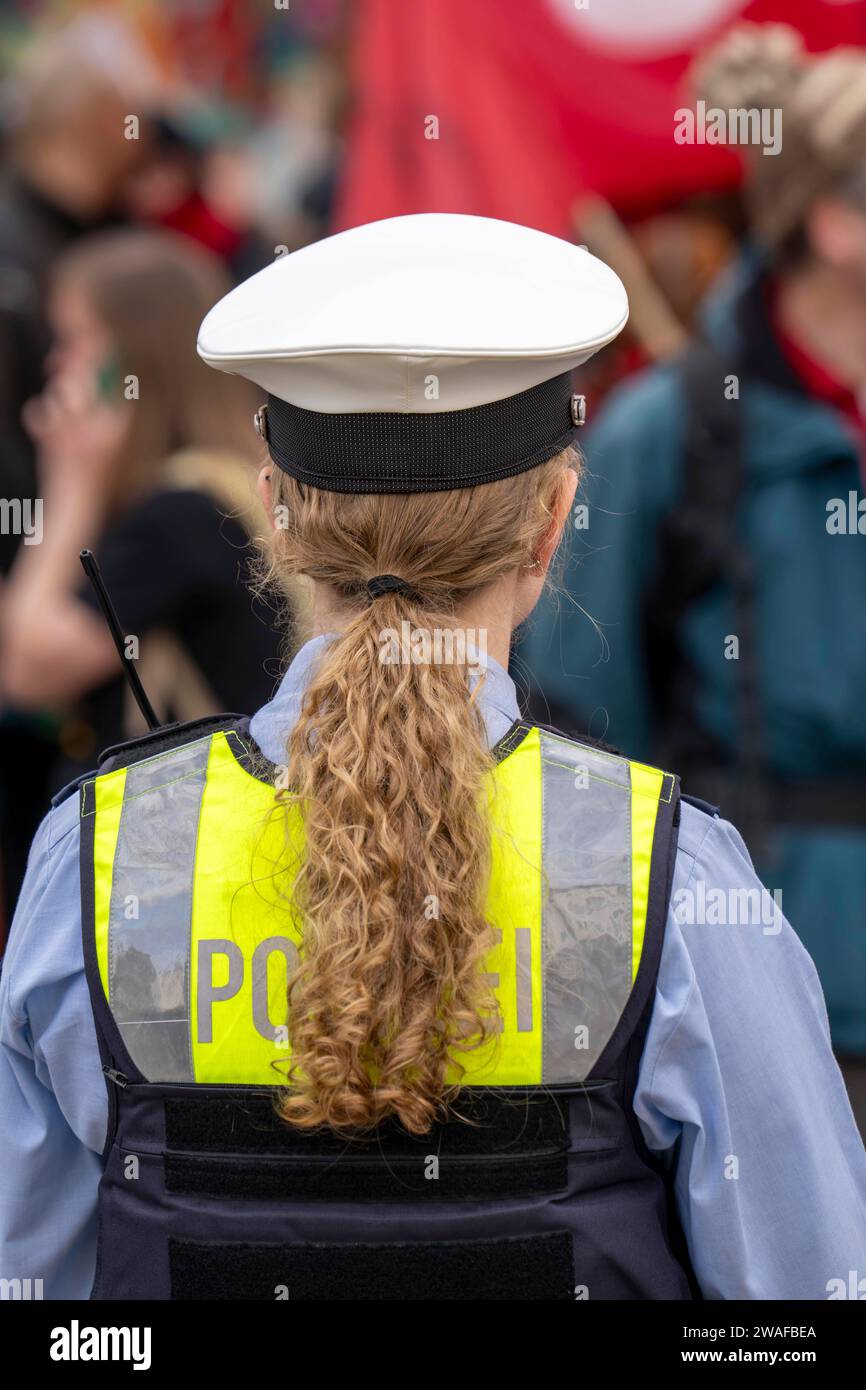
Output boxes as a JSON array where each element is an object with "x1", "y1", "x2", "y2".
[{"x1": 520, "y1": 25, "x2": 866, "y2": 1070}]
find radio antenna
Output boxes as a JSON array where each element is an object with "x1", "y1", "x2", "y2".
[{"x1": 79, "y1": 549, "x2": 160, "y2": 732}]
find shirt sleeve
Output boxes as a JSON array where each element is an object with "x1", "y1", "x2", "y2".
[
  {"x1": 0, "y1": 795, "x2": 105, "y2": 1300},
  {"x1": 635, "y1": 805, "x2": 866, "y2": 1299}
]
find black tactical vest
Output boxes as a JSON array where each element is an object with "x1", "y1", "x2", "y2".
[{"x1": 80, "y1": 715, "x2": 697, "y2": 1300}]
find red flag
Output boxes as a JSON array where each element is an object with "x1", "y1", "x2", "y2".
[{"x1": 336, "y1": 0, "x2": 866, "y2": 237}]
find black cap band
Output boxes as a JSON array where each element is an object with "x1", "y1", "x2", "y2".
[{"x1": 263, "y1": 372, "x2": 577, "y2": 495}]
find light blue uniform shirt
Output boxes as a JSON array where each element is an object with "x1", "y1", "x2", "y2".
[{"x1": 2, "y1": 636, "x2": 865, "y2": 1300}]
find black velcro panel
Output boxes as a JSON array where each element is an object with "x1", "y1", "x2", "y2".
[
  {"x1": 164, "y1": 1088, "x2": 568, "y2": 1202},
  {"x1": 164, "y1": 1149, "x2": 566, "y2": 1203},
  {"x1": 165, "y1": 1087, "x2": 566, "y2": 1156},
  {"x1": 169, "y1": 1231, "x2": 575, "y2": 1300}
]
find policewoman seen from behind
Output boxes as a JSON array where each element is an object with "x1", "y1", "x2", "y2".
[{"x1": 1, "y1": 215, "x2": 865, "y2": 1301}]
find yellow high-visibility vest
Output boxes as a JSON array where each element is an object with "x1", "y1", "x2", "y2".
[{"x1": 81, "y1": 718, "x2": 676, "y2": 1089}]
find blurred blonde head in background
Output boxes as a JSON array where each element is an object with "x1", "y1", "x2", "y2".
[{"x1": 695, "y1": 23, "x2": 866, "y2": 269}]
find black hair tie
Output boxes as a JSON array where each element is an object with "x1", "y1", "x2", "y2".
[{"x1": 366, "y1": 574, "x2": 415, "y2": 601}]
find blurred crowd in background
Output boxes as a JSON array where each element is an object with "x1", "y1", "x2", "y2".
[
  {"x1": 0, "y1": 0, "x2": 344, "y2": 932},
  {"x1": 1, "y1": 0, "x2": 866, "y2": 1123}
]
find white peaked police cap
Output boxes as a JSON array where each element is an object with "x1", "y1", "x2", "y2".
[{"x1": 197, "y1": 213, "x2": 629, "y2": 494}]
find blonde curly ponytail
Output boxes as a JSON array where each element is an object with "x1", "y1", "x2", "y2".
[{"x1": 260, "y1": 451, "x2": 575, "y2": 1134}]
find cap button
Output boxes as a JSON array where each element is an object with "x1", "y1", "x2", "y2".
[
  {"x1": 253, "y1": 405, "x2": 269, "y2": 441},
  {"x1": 571, "y1": 393, "x2": 587, "y2": 428}
]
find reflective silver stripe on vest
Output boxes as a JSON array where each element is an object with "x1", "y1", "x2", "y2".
[
  {"x1": 539, "y1": 731, "x2": 632, "y2": 1082},
  {"x1": 108, "y1": 737, "x2": 211, "y2": 1082}
]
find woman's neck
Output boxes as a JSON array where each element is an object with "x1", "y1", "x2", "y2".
[{"x1": 775, "y1": 259, "x2": 866, "y2": 393}]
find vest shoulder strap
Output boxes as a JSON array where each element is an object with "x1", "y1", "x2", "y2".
[{"x1": 95, "y1": 711, "x2": 250, "y2": 776}]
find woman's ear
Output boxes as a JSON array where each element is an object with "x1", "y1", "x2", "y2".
[
  {"x1": 536, "y1": 465, "x2": 578, "y2": 575},
  {"x1": 511, "y1": 463, "x2": 580, "y2": 631},
  {"x1": 257, "y1": 464, "x2": 275, "y2": 528}
]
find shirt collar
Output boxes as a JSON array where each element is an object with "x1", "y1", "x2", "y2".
[{"x1": 249, "y1": 633, "x2": 521, "y2": 764}]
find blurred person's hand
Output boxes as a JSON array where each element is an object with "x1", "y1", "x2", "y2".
[
  {"x1": 1, "y1": 369, "x2": 126, "y2": 710},
  {"x1": 21, "y1": 372, "x2": 130, "y2": 490},
  {"x1": 202, "y1": 145, "x2": 259, "y2": 232}
]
